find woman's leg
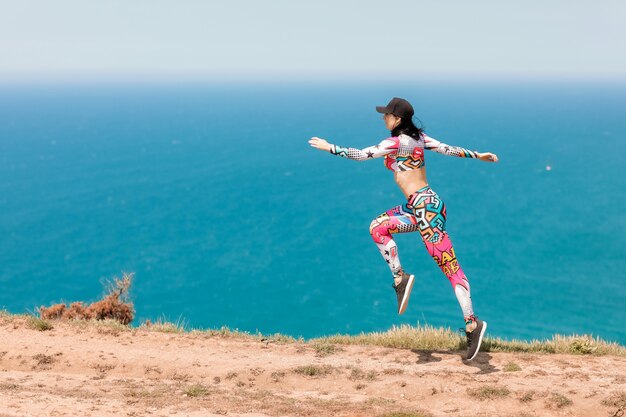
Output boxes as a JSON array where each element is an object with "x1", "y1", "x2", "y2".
[
  {"x1": 369, "y1": 203, "x2": 420, "y2": 283},
  {"x1": 407, "y1": 187, "x2": 476, "y2": 325},
  {"x1": 370, "y1": 203, "x2": 420, "y2": 314}
]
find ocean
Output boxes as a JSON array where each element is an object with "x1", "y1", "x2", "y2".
[{"x1": 1, "y1": 81, "x2": 625, "y2": 344}]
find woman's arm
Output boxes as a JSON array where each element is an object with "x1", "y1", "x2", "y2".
[
  {"x1": 309, "y1": 136, "x2": 398, "y2": 161},
  {"x1": 424, "y1": 135, "x2": 498, "y2": 162}
]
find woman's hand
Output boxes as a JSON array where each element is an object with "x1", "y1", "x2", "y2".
[
  {"x1": 309, "y1": 137, "x2": 332, "y2": 153},
  {"x1": 476, "y1": 152, "x2": 499, "y2": 162}
]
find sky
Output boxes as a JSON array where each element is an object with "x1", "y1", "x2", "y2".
[{"x1": 1, "y1": 0, "x2": 625, "y2": 81}]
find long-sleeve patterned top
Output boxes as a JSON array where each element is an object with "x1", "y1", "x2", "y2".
[{"x1": 330, "y1": 133, "x2": 478, "y2": 172}]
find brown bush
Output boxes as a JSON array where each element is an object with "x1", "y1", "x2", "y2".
[
  {"x1": 64, "y1": 302, "x2": 88, "y2": 320},
  {"x1": 39, "y1": 303, "x2": 65, "y2": 319},
  {"x1": 39, "y1": 273, "x2": 135, "y2": 325}
]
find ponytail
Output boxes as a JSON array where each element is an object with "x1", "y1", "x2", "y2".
[{"x1": 391, "y1": 118, "x2": 424, "y2": 140}]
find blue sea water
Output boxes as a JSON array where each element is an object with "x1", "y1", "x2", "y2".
[{"x1": 1, "y1": 81, "x2": 625, "y2": 344}]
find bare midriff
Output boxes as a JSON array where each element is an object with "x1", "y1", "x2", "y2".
[{"x1": 394, "y1": 167, "x2": 428, "y2": 198}]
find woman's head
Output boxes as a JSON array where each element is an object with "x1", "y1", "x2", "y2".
[
  {"x1": 376, "y1": 97, "x2": 423, "y2": 139},
  {"x1": 382, "y1": 113, "x2": 402, "y2": 131},
  {"x1": 376, "y1": 97, "x2": 414, "y2": 119}
]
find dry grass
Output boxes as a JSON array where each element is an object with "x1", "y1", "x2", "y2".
[
  {"x1": 32, "y1": 353, "x2": 55, "y2": 366},
  {"x1": 5, "y1": 308, "x2": 626, "y2": 357},
  {"x1": 347, "y1": 366, "x2": 378, "y2": 381},
  {"x1": 484, "y1": 333, "x2": 625, "y2": 355},
  {"x1": 26, "y1": 316, "x2": 53, "y2": 331},
  {"x1": 545, "y1": 392, "x2": 573, "y2": 408},
  {"x1": 0, "y1": 382, "x2": 20, "y2": 391},
  {"x1": 139, "y1": 317, "x2": 186, "y2": 333},
  {"x1": 187, "y1": 326, "x2": 298, "y2": 343},
  {"x1": 184, "y1": 383, "x2": 209, "y2": 397},
  {"x1": 312, "y1": 324, "x2": 464, "y2": 351},
  {"x1": 602, "y1": 391, "x2": 626, "y2": 408},
  {"x1": 126, "y1": 384, "x2": 171, "y2": 400},
  {"x1": 504, "y1": 361, "x2": 522, "y2": 372},
  {"x1": 270, "y1": 371, "x2": 285, "y2": 382},
  {"x1": 519, "y1": 390, "x2": 536, "y2": 403},
  {"x1": 66, "y1": 318, "x2": 131, "y2": 336},
  {"x1": 293, "y1": 365, "x2": 335, "y2": 377},
  {"x1": 311, "y1": 341, "x2": 341, "y2": 357},
  {"x1": 311, "y1": 324, "x2": 626, "y2": 356},
  {"x1": 38, "y1": 272, "x2": 134, "y2": 325},
  {"x1": 467, "y1": 385, "x2": 511, "y2": 400}
]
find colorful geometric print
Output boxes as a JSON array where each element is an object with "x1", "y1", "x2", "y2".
[
  {"x1": 330, "y1": 133, "x2": 478, "y2": 173},
  {"x1": 424, "y1": 135, "x2": 478, "y2": 159},
  {"x1": 331, "y1": 137, "x2": 398, "y2": 161},
  {"x1": 369, "y1": 204, "x2": 420, "y2": 246},
  {"x1": 369, "y1": 204, "x2": 420, "y2": 278},
  {"x1": 384, "y1": 134, "x2": 425, "y2": 172},
  {"x1": 407, "y1": 186, "x2": 447, "y2": 244},
  {"x1": 369, "y1": 186, "x2": 473, "y2": 319},
  {"x1": 423, "y1": 232, "x2": 469, "y2": 292}
]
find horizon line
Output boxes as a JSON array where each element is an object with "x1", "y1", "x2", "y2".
[{"x1": 2, "y1": 71, "x2": 626, "y2": 85}]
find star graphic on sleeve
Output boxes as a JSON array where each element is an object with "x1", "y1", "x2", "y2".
[{"x1": 366, "y1": 150, "x2": 374, "y2": 158}]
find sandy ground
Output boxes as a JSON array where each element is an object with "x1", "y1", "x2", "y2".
[{"x1": 1, "y1": 318, "x2": 625, "y2": 417}]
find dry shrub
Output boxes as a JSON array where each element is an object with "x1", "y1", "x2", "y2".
[
  {"x1": 38, "y1": 303, "x2": 65, "y2": 319},
  {"x1": 65, "y1": 302, "x2": 88, "y2": 320},
  {"x1": 39, "y1": 273, "x2": 134, "y2": 325}
]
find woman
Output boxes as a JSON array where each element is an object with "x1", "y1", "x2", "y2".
[{"x1": 308, "y1": 97, "x2": 498, "y2": 361}]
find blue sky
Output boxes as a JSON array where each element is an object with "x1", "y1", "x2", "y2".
[{"x1": 1, "y1": 0, "x2": 625, "y2": 81}]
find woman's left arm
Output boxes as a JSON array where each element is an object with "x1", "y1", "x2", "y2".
[{"x1": 424, "y1": 135, "x2": 499, "y2": 162}]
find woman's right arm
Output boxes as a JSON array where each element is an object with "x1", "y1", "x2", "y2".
[{"x1": 309, "y1": 137, "x2": 398, "y2": 161}]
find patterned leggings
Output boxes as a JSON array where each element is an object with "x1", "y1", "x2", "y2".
[{"x1": 369, "y1": 185, "x2": 475, "y2": 322}]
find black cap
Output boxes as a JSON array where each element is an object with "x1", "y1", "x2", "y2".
[{"x1": 375, "y1": 97, "x2": 414, "y2": 119}]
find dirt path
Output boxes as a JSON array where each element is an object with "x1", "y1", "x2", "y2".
[{"x1": 1, "y1": 318, "x2": 625, "y2": 417}]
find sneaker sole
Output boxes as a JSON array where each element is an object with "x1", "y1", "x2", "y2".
[
  {"x1": 467, "y1": 320, "x2": 487, "y2": 361},
  {"x1": 398, "y1": 274, "x2": 415, "y2": 315}
]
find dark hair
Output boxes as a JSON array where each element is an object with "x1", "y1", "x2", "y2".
[{"x1": 391, "y1": 117, "x2": 424, "y2": 140}]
